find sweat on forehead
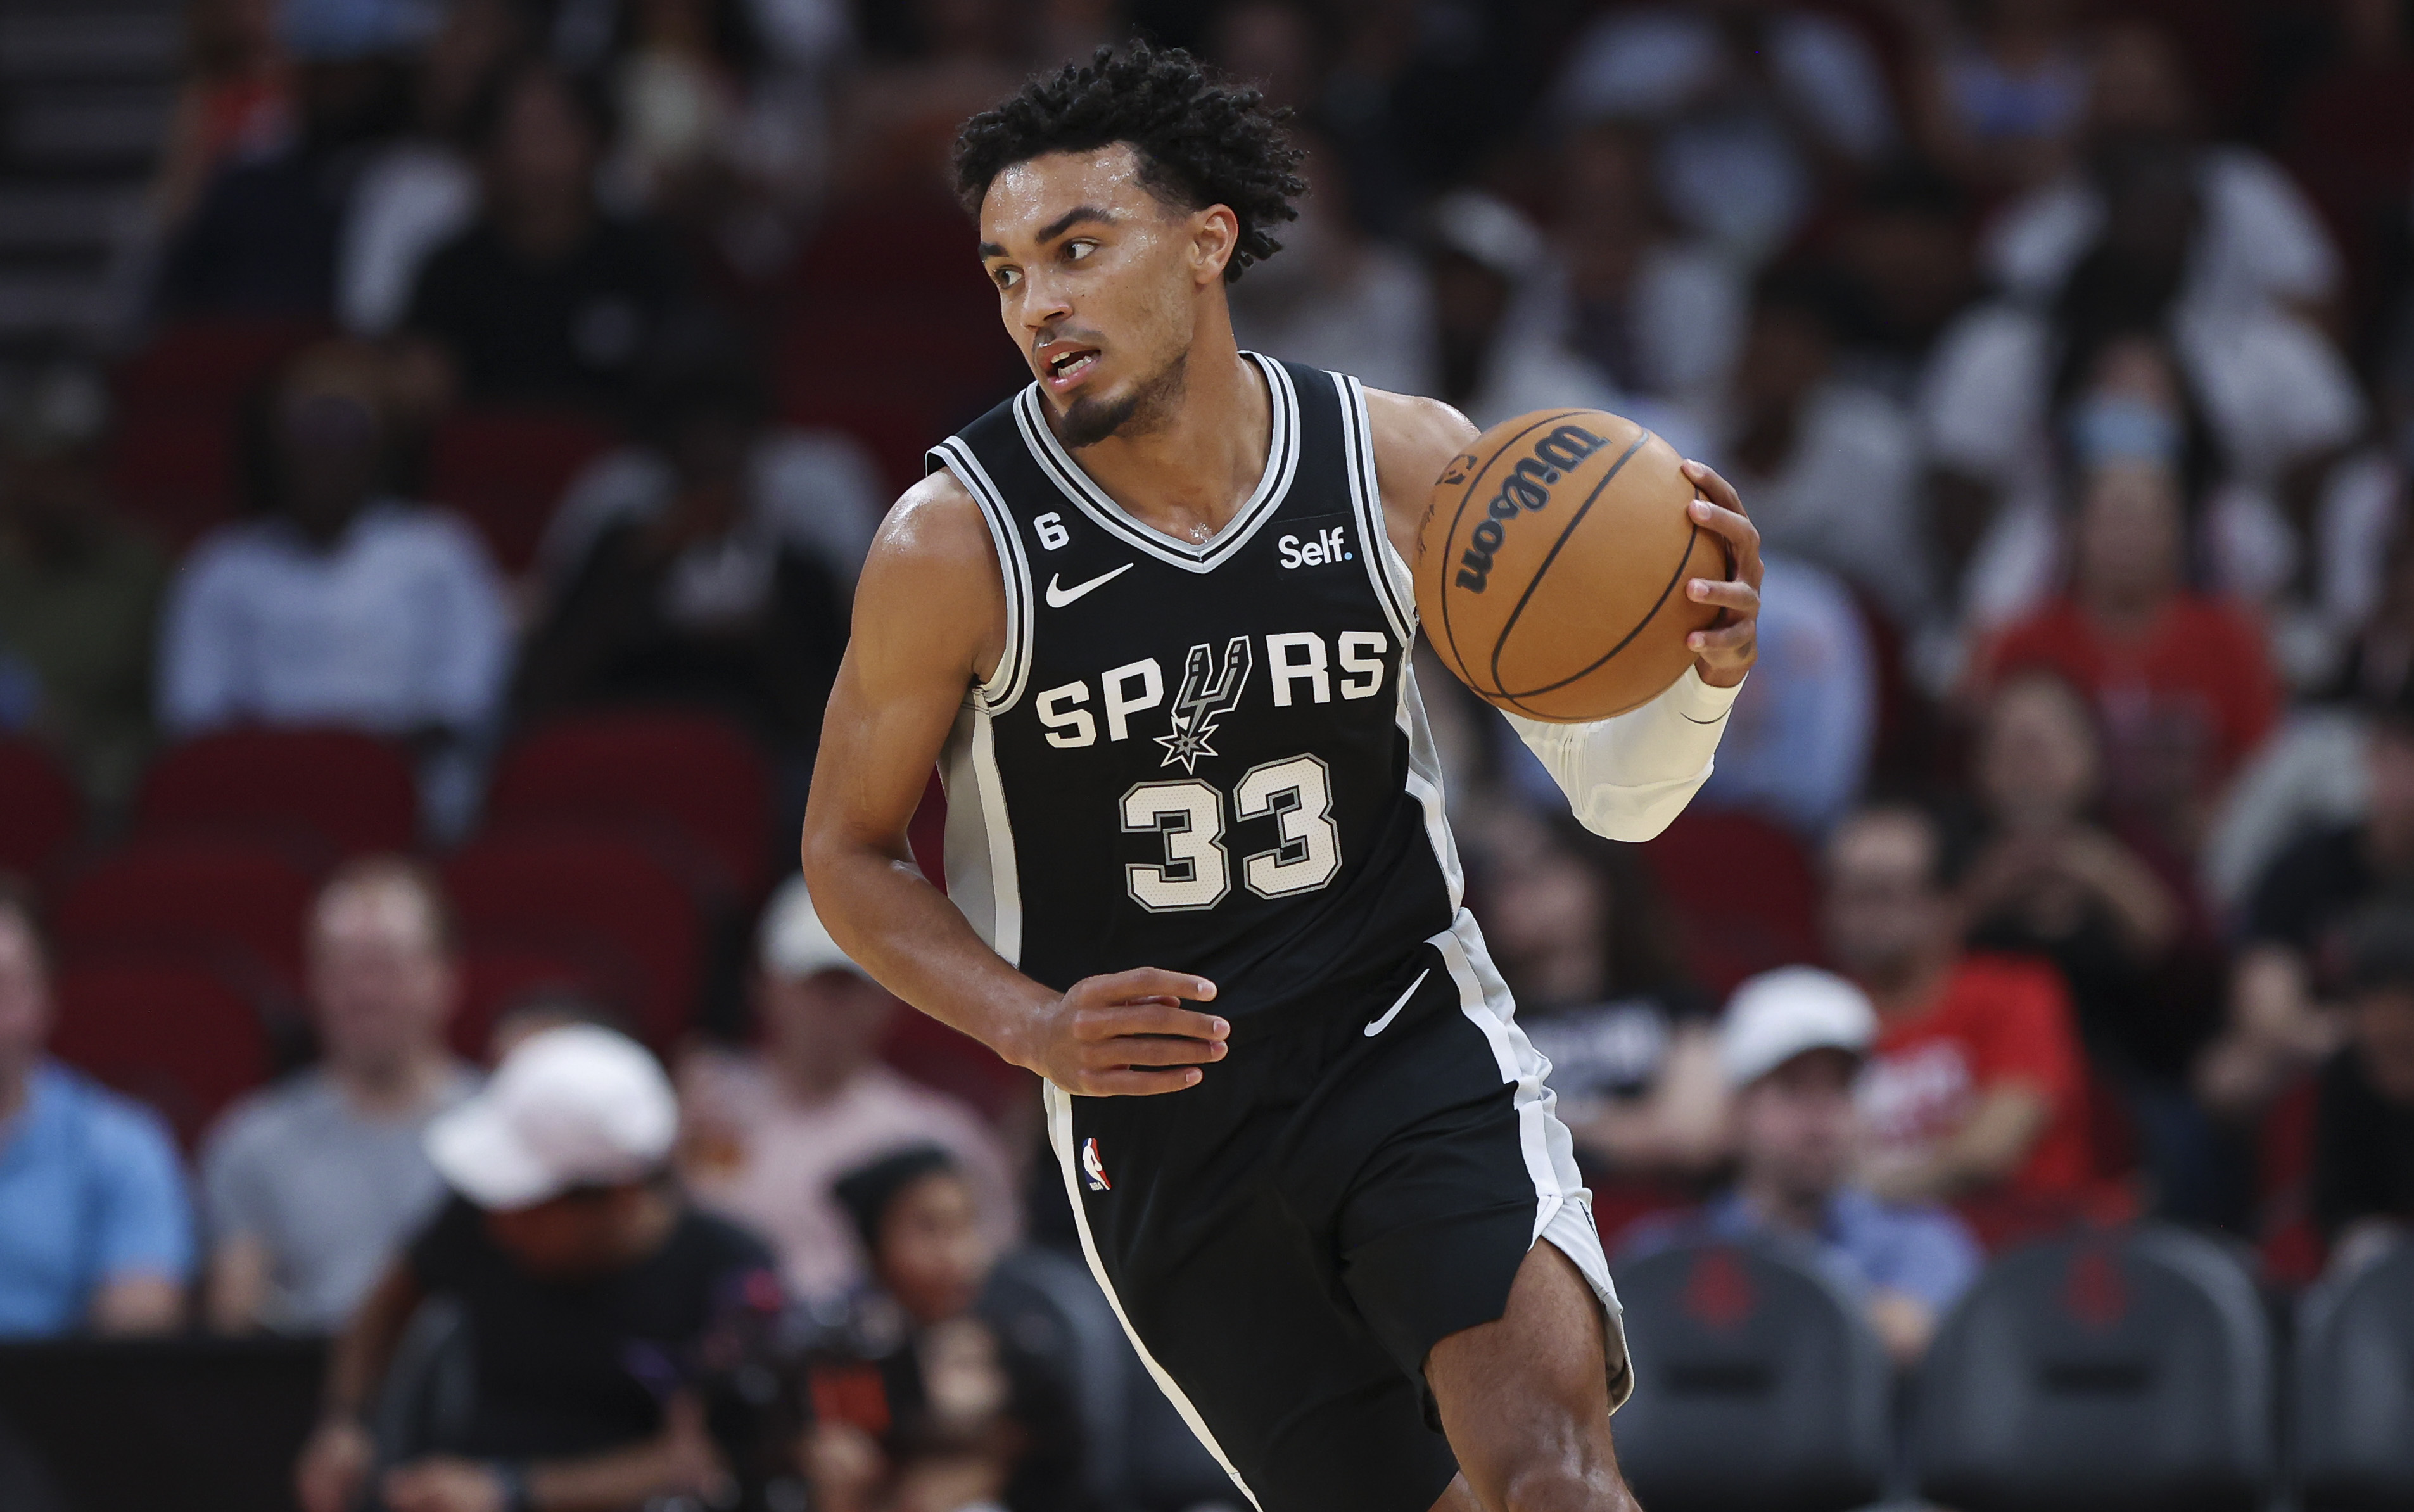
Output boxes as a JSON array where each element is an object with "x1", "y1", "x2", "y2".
[{"x1": 978, "y1": 147, "x2": 1183, "y2": 243}]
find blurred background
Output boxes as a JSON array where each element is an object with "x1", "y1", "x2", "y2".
[{"x1": 4, "y1": 0, "x2": 2414, "y2": 1508}]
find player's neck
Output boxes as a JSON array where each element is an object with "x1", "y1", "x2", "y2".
[{"x1": 1064, "y1": 340, "x2": 1271, "y2": 544}]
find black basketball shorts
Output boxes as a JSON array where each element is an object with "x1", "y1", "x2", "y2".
[{"x1": 1045, "y1": 913, "x2": 1634, "y2": 1512}]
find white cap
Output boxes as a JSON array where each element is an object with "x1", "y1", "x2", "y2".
[
  {"x1": 1718, "y1": 967, "x2": 1879, "y2": 1088},
  {"x1": 424, "y1": 1024, "x2": 678, "y2": 1210},
  {"x1": 758, "y1": 874, "x2": 863, "y2": 981}
]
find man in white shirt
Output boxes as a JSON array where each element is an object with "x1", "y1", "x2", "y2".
[
  {"x1": 679, "y1": 877, "x2": 1020, "y2": 1312},
  {"x1": 155, "y1": 341, "x2": 509, "y2": 835}
]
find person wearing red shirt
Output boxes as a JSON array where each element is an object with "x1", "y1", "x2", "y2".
[
  {"x1": 1980, "y1": 458, "x2": 2279, "y2": 846},
  {"x1": 1824, "y1": 802, "x2": 2104, "y2": 1245}
]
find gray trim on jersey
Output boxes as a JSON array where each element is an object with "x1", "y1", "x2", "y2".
[
  {"x1": 928, "y1": 436, "x2": 1037, "y2": 714},
  {"x1": 1013, "y1": 353, "x2": 1303, "y2": 575},
  {"x1": 1430, "y1": 910, "x2": 1636, "y2": 1414},
  {"x1": 1396, "y1": 662, "x2": 1467, "y2": 913},
  {"x1": 939, "y1": 700, "x2": 1024, "y2": 965},
  {"x1": 1333, "y1": 372, "x2": 1419, "y2": 649},
  {"x1": 1046, "y1": 1082, "x2": 1266, "y2": 1510}
]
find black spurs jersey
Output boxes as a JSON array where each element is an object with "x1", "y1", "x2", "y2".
[{"x1": 929, "y1": 353, "x2": 1468, "y2": 1019}]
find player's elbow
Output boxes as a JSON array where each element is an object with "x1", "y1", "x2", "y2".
[
  {"x1": 1568, "y1": 789, "x2": 1693, "y2": 843},
  {"x1": 1575, "y1": 807, "x2": 1676, "y2": 844}
]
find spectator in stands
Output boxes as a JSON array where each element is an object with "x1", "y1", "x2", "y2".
[
  {"x1": 1900, "y1": 0, "x2": 2090, "y2": 196},
  {"x1": 1226, "y1": 133, "x2": 1439, "y2": 399},
  {"x1": 2311, "y1": 905, "x2": 2414, "y2": 1273},
  {"x1": 337, "y1": 0, "x2": 528, "y2": 336},
  {"x1": 0, "y1": 879, "x2": 192, "y2": 1337},
  {"x1": 1717, "y1": 265, "x2": 1927, "y2": 630},
  {"x1": 201, "y1": 858, "x2": 479, "y2": 1335},
  {"x1": 156, "y1": 340, "x2": 510, "y2": 837},
  {"x1": 0, "y1": 366, "x2": 167, "y2": 810},
  {"x1": 801, "y1": 1145, "x2": 1088, "y2": 1512},
  {"x1": 1422, "y1": 193, "x2": 1673, "y2": 447},
  {"x1": 402, "y1": 59, "x2": 689, "y2": 414},
  {"x1": 829, "y1": 0, "x2": 1026, "y2": 198},
  {"x1": 1824, "y1": 803, "x2": 2099, "y2": 1243},
  {"x1": 604, "y1": 0, "x2": 815, "y2": 279},
  {"x1": 1920, "y1": 75, "x2": 2363, "y2": 645},
  {"x1": 156, "y1": 53, "x2": 412, "y2": 317},
  {"x1": 2279, "y1": 0, "x2": 2414, "y2": 354},
  {"x1": 1549, "y1": 0, "x2": 1897, "y2": 262},
  {"x1": 1539, "y1": 120, "x2": 1743, "y2": 422},
  {"x1": 295, "y1": 1024, "x2": 779, "y2": 1512},
  {"x1": 1471, "y1": 808, "x2": 1725, "y2": 1181},
  {"x1": 1825, "y1": 165, "x2": 1978, "y2": 406},
  {"x1": 1961, "y1": 671, "x2": 2206, "y2": 1077},
  {"x1": 516, "y1": 339, "x2": 865, "y2": 756},
  {"x1": 150, "y1": 0, "x2": 296, "y2": 231},
  {"x1": 1962, "y1": 670, "x2": 2230, "y2": 1219},
  {"x1": 2200, "y1": 692, "x2": 2414, "y2": 1121},
  {"x1": 1624, "y1": 969, "x2": 1982, "y2": 1366},
  {"x1": 1696, "y1": 554, "x2": 1876, "y2": 837},
  {"x1": 1981, "y1": 457, "x2": 2280, "y2": 849},
  {"x1": 680, "y1": 878, "x2": 1017, "y2": 1313}
]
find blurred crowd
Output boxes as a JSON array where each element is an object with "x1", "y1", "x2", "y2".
[{"x1": 8, "y1": 0, "x2": 2414, "y2": 1506}]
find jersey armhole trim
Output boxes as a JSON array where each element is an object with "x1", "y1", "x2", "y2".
[
  {"x1": 927, "y1": 438, "x2": 1035, "y2": 714},
  {"x1": 1335, "y1": 372, "x2": 1418, "y2": 648}
]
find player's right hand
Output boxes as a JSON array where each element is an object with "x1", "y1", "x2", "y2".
[{"x1": 1025, "y1": 967, "x2": 1228, "y2": 1095}]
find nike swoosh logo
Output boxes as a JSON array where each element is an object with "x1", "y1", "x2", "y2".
[
  {"x1": 1045, "y1": 562, "x2": 1134, "y2": 609},
  {"x1": 1364, "y1": 969, "x2": 1430, "y2": 1038}
]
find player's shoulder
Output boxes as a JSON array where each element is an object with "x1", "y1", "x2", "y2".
[
  {"x1": 865, "y1": 467, "x2": 1001, "y2": 581},
  {"x1": 1356, "y1": 387, "x2": 1478, "y2": 519},
  {"x1": 1359, "y1": 386, "x2": 1480, "y2": 457}
]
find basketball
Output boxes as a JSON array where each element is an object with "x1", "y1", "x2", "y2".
[{"x1": 1413, "y1": 409, "x2": 1727, "y2": 723}]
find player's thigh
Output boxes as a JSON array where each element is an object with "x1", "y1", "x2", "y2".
[
  {"x1": 1425, "y1": 1241, "x2": 1637, "y2": 1511},
  {"x1": 1114, "y1": 1191, "x2": 1464, "y2": 1512}
]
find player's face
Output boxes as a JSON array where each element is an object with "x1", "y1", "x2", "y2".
[{"x1": 977, "y1": 144, "x2": 1231, "y2": 447}]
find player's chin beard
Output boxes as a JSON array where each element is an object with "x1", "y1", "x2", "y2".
[{"x1": 1060, "y1": 350, "x2": 1188, "y2": 449}]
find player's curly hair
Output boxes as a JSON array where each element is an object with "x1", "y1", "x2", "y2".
[{"x1": 952, "y1": 40, "x2": 1307, "y2": 284}]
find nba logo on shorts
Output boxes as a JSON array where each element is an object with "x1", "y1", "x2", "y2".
[{"x1": 1081, "y1": 1137, "x2": 1112, "y2": 1191}]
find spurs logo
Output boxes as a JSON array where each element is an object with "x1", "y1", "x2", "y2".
[{"x1": 1154, "y1": 637, "x2": 1252, "y2": 772}]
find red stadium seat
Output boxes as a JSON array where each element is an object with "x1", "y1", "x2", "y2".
[
  {"x1": 113, "y1": 318, "x2": 326, "y2": 415},
  {"x1": 49, "y1": 955, "x2": 274, "y2": 1147},
  {"x1": 51, "y1": 837, "x2": 320, "y2": 993},
  {"x1": 135, "y1": 727, "x2": 419, "y2": 858},
  {"x1": 486, "y1": 711, "x2": 775, "y2": 899},
  {"x1": 2256, "y1": 1071, "x2": 2326, "y2": 1286},
  {"x1": 1640, "y1": 808, "x2": 1821, "y2": 995},
  {"x1": 878, "y1": 1010, "x2": 1026, "y2": 1126},
  {"x1": 426, "y1": 409, "x2": 619, "y2": 575},
  {"x1": 108, "y1": 318, "x2": 327, "y2": 549},
  {"x1": 777, "y1": 193, "x2": 1025, "y2": 488},
  {"x1": 444, "y1": 830, "x2": 702, "y2": 1048},
  {"x1": 451, "y1": 934, "x2": 641, "y2": 1064},
  {"x1": 0, "y1": 737, "x2": 83, "y2": 879},
  {"x1": 106, "y1": 412, "x2": 243, "y2": 548}
]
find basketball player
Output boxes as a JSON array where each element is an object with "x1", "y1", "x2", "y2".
[{"x1": 802, "y1": 44, "x2": 1761, "y2": 1512}]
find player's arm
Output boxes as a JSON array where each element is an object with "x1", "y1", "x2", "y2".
[
  {"x1": 800, "y1": 471, "x2": 1230, "y2": 1095},
  {"x1": 1361, "y1": 388, "x2": 1762, "y2": 842}
]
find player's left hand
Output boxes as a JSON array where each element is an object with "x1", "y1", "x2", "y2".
[{"x1": 1680, "y1": 460, "x2": 1761, "y2": 689}]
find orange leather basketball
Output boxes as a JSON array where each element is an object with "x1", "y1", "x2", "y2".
[{"x1": 1413, "y1": 409, "x2": 1724, "y2": 722}]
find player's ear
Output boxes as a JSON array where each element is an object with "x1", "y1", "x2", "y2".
[{"x1": 1191, "y1": 204, "x2": 1239, "y2": 286}]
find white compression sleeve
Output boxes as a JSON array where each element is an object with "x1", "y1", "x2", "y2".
[{"x1": 1501, "y1": 668, "x2": 1744, "y2": 842}]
